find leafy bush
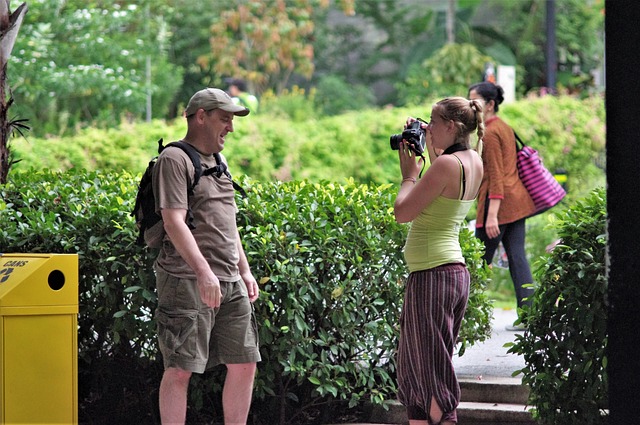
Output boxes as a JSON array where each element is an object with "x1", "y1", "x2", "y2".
[
  {"x1": 313, "y1": 75, "x2": 376, "y2": 116},
  {"x1": 7, "y1": 95, "x2": 605, "y2": 314},
  {"x1": 10, "y1": 119, "x2": 185, "y2": 174},
  {"x1": 260, "y1": 86, "x2": 318, "y2": 123},
  {"x1": 398, "y1": 43, "x2": 495, "y2": 104},
  {"x1": 0, "y1": 169, "x2": 492, "y2": 424},
  {"x1": 10, "y1": 95, "x2": 605, "y2": 203},
  {"x1": 507, "y1": 187, "x2": 607, "y2": 425}
]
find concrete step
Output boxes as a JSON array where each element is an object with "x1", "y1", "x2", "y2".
[
  {"x1": 366, "y1": 399, "x2": 536, "y2": 424},
  {"x1": 459, "y1": 375, "x2": 530, "y2": 405},
  {"x1": 457, "y1": 401, "x2": 536, "y2": 424},
  {"x1": 361, "y1": 376, "x2": 536, "y2": 425}
]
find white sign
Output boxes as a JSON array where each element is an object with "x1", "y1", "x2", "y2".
[{"x1": 497, "y1": 65, "x2": 516, "y2": 103}]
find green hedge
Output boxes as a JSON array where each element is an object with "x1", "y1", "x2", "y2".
[
  {"x1": 8, "y1": 95, "x2": 605, "y2": 269},
  {"x1": 508, "y1": 187, "x2": 607, "y2": 425},
  {"x1": 0, "y1": 170, "x2": 491, "y2": 424},
  {"x1": 10, "y1": 94, "x2": 604, "y2": 200}
]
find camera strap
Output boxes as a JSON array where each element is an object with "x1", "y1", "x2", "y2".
[
  {"x1": 418, "y1": 154, "x2": 426, "y2": 178},
  {"x1": 442, "y1": 143, "x2": 467, "y2": 155}
]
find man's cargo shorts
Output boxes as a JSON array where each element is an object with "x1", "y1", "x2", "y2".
[{"x1": 155, "y1": 268, "x2": 261, "y2": 373}]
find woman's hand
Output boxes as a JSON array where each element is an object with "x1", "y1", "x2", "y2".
[
  {"x1": 425, "y1": 129, "x2": 435, "y2": 154},
  {"x1": 406, "y1": 116, "x2": 438, "y2": 161},
  {"x1": 485, "y1": 216, "x2": 501, "y2": 239},
  {"x1": 404, "y1": 116, "x2": 417, "y2": 129},
  {"x1": 485, "y1": 200, "x2": 502, "y2": 239},
  {"x1": 400, "y1": 117, "x2": 425, "y2": 178},
  {"x1": 398, "y1": 139, "x2": 422, "y2": 181}
]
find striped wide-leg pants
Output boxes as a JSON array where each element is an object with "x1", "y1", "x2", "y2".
[{"x1": 397, "y1": 263, "x2": 470, "y2": 423}]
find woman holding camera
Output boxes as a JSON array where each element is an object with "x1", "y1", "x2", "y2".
[{"x1": 394, "y1": 97, "x2": 484, "y2": 425}]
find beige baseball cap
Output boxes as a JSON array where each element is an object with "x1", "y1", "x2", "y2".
[{"x1": 184, "y1": 88, "x2": 250, "y2": 117}]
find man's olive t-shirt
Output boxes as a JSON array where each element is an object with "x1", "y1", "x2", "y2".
[{"x1": 152, "y1": 145, "x2": 239, "y2": 281}]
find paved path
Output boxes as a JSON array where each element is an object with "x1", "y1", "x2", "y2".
[{"x1": 453, "y1": 307, "x2": 526, "y2": 380}]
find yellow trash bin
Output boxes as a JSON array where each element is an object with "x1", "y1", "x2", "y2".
[{"x1": 0, "y1": 253, "x2": 78, "y2": 424}]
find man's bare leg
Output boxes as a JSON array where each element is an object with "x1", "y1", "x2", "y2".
[
  {"x1": 223, "y1": 363, "x2": 257, "y2": 425},
  {"x1": 159, "y1": 367, "x2": 192, "y2": 425}
]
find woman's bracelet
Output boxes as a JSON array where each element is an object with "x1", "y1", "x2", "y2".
[{"x1": 401, "y1": 177, "x2": 416, "y2": 184}]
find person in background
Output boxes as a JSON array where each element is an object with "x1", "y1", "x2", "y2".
[
  {"x1": 153, "y1": 88, "x2": 261, "y2": 425},
  {"x1": 394, "y1": 97, "x2": 484, "y2": 425},
  {"x1": 468, "y1": 81, "x2": 536, "y2": 330},
  {"x1": 226, "y1": 78, "x2": 259, "y2": 113}
]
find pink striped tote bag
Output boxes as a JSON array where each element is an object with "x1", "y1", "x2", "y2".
[{"x1": 515, "y1": 132, "x2": 566, "y2": 216}]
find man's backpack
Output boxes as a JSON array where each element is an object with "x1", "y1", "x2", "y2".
[{"x1": 131, "y1": 138, "x2": 246, "y2": 248}]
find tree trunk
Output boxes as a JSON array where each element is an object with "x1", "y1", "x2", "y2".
[
  {"x1": 0, "y1": 2, "x2": 28, "y2": 184},
  {"x1": 0, "y1": 62, "x2": 7, "y2": 184}
]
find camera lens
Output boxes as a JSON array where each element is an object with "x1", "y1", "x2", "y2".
[{"x1": 390, "y1": 134, "x2": 402, "y2": 150}]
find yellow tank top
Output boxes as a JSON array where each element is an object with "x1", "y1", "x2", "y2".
[
  {"x1": 403, "y1": 196, "x2": 473, "y2": 272},
  {"x1": 403, "y1": 152, "x2": 475, "y2": 272}
]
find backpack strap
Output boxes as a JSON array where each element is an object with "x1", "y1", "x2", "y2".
[
  {"x1": 202, "y1": 152, "x2": 248, "y2": 198},
  {"x1": 158, "y1": 140, "x2": 204, "y2": 230},
  {"x1": 201, "y1": 152, "x2": 227, "y2": 178},
  {"x1": 161, "y1": 140, "x2": 203, "y2": 196},
  {"x1": 162, "y1": 140, "x2": 247, "y2": 199}
]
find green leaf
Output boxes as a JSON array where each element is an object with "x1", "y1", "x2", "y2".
[{"x1": 308, "y1": 376, "x2": 321, "y2": 385}]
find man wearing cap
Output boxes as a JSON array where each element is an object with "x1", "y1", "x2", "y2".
[{"x1": 152, "y1": 88, "x2": 260, "y2": 424}]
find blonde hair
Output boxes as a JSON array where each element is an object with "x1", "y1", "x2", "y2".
[{"x1": 433, "y1": 96, "x2": 484, "y2": 156}]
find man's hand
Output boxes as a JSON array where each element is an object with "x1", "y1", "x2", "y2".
[
  {"x1": 198, "y1": 273, "x2": 222, "y2": 308},
  {"x1": 242, "y1": 272, "x2": 259, "y2": 303}
]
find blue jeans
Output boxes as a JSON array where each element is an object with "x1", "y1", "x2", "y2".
[{"x1": 475, "y1": 218, "x2": 534, "y2": 309}]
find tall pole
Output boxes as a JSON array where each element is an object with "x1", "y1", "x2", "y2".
[
  {"x1": 146, "y1": 55, "x2": 152, "y2": 122},
  {"x1": 446, "y1": 0, "x2": 455, "y2": 44},
  {"x1": 545, "y1": 0, "x2": 557, "y2": 93},
  {"x1": 145, "y1": 3, "x2": 152, "y2": 122}
]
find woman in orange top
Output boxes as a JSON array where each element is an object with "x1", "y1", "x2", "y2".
[{"x1": 468, "y1": 82, "x2": 536, "y2": 318}]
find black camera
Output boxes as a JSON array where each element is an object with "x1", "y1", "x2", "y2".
[{"x1": 390, "y1": 120, "x2": 426, "y2": 156}]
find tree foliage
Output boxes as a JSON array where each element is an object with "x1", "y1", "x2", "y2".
[
  {"x1": 311, "y1": 0, "x2": 438, "y2": 105},
  {"x1": 202, "y1": 0, "x2": 355, "y2": 95},
  {"x1": 398, "y1": 42, "x2": 494, "y2": 104},
  {"x1": 10, "y1": 0, "x2": 182, "y2": 135},
  {"x1": 467, "y1": 0, "x2": 604, "y2": 94},
  {"x1": 7, "y1": 0, "x2": 605, "y2": 137}
]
